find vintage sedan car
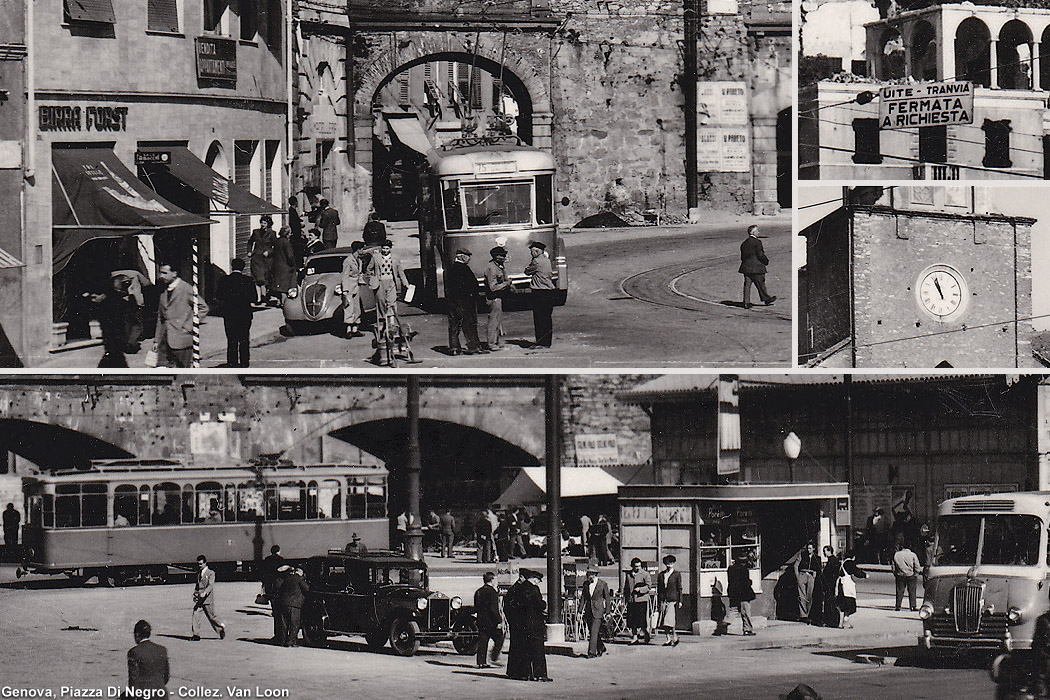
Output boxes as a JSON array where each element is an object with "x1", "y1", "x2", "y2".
[
  {"x1": 300, "y1": 551, "x2": 478, "y2": 656},
  {"x1": 282, "y1": 248, "x2": 375, "y2": 334}
]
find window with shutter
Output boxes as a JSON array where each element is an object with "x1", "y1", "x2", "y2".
[
  {"x1": 64, "y1": 0, "x2": 116, "y2": 24},
  {"x1": 147, "y1": 0, "x2": 180, "y2": 33}
]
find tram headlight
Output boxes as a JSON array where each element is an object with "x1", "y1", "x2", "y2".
[
  {"x1": 417, "y1": 597, "x2": 429, "y2": 611},
  {"x1": 918, "y1": 602, "x2": 934, "y2": 620},
  {"x1": 1008, "y1": 607, "x2": 1024, "y2": 625},
  {"x1": 451, "y1": 596, "x2": 463, "y2": 610}
]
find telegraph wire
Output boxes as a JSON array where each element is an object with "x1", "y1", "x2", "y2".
[{"x1": 800, "y1": 142, "x2": 1048, "y2": 179}]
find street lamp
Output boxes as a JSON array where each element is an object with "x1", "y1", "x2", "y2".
[{"x1": 783, "y1": 431, "x2": 801, "y2": 483}]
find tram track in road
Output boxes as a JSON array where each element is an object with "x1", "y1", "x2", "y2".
[{"x1": 618, "y1": 252, "x2": 790, "y2": 363}]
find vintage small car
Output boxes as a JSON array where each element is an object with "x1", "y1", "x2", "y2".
[
  {"x1": 300, "y1": 550, "x2": 478, "y2": 656},
  {"x1": 282, "y1": 248, "x2": 376, "y2": 334}
]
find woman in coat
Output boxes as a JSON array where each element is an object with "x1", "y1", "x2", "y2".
[
  {"x1": 248, "y1": 215, "x2": 276, "y2": 304},
  {"x1": 624, "y1": 557, "x2": 652, "y2": 644},
  {"x1": 268, "y1": 226, "x2": 296, "y2": 307}
]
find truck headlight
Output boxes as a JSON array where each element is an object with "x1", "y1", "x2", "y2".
[
  {"x1": 1008, "y1": 607, "x2": 1023, "y2": 624},
  {"x1": 287, "y1": 287, "x2": 298, "y2": 299},
  {"x1": 417, "y1": 597, "x2": 429, "y2": 611},
  {"x1": 451, "y1": 596, "x2": 462, "y2": 610},
  {"x1": 918, "y1": 603, "x2": 934, "y2": 620}
]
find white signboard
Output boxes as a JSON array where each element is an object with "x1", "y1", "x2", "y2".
[
  {"x1": 698, "y1": 81, "x2": 749, "y2": 126},
  {"x1": 699, "y1": 127, "x2": 751, "y2": 173},
  {"x1": 878, "y1": 81, "x2": 974, "y2": 130},
  {"x1": 574, "y1": 433, "x2": 620, "y2": 466}
]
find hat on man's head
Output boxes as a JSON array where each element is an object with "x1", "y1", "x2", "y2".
[
  {"x1": 456, "y1": 248, "x2": 472, "y2": 257},
  {"x1": 379, "y1": 239, "x2": 393, "y2": 247},
  {"x1": 586, "y1": 563, "x2": 600, "y2": 574},
  {"x1": 521, "y1": 568, "x2": 544, "y2": 580},
  {"x1": 527, "y1": 241, "x2": 546, "y2": 251},
  {"x1": 277, "y1": 564, "x2": 292, "y2": 572},
  {"x1": 490, "y1": 246, "x2": 507, "y2": 258}
]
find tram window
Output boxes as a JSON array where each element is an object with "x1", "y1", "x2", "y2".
[
  {"x1": 320, "y1": 479, "x2": 341, "y2": 519},
  {"x1": 82, "y1": 483, "x2": 106, "y2": 527},
  {"x1": 278, "y1": 481, "x2": 305, "y2": 520},
  {"x1": 348, "y1": 479, "x2": 367, "y2": 519},
  {"x1": 441, "y1": 180, "x2": 463, "y2": 230},
  {"x1": 237, "y1": 483, "x2": 264, "y2": 521},
  {"x1": 114, "y1": 485, "x2": 137, "y2": 526},
  {"x1": 536, "y1": 174, "x2": 554, "y2": 225},
  {"x1": 196, "y1": 482, "x2": 223, "y2": 523},
  {"x1": 139, "y1": 486, "x2": 151, "y2": 525},
  {"x1": 182, "y1": 484, "x2": 194, "y2": 524},
  {"x1": 55, "y1": 483, "x2": 80, "y2": 528},
  {"x1": 266, "y1": 485, "x2": 279, "y2": 520},
  {"x1": 153, "y1": 483, "x2": 181, "y2": 525},
  {"x1": 307, "y1": 481, "x2": 318, "y2": 519},
  {"x1": 224, "y1": 484, "x2": 237, "y2": 522},
  {"x1": 43, "y1": 493, "x2": 54, "y2": 528},
  {"x1": 366, "y1": 479, "x2": 386, "y2": 518},
  {"x1": 463, "y1": 182, "x2": 532, "y2": 226}
]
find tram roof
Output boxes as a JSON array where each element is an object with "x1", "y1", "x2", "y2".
[
  {"x1": 28, "y1": 461, "x2": 387, "y2": 481},
  {"x1": 428, "y1": 143, "x2": 555, "y2": 176}
]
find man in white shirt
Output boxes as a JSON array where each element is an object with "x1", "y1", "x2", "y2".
[{"x1": 891, "y1": 538, "x2": 922, "y2": 611}]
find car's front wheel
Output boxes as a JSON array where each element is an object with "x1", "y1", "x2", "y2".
[
  {"x1": 451, "y1": 617, "x2": 479, "y2": 656},
  {"x1": 302, "y1": 609, "x2": 328, "y2": 647},
  {"x1": 389, "y1": 617, "x2": 421, "y2": 656}
]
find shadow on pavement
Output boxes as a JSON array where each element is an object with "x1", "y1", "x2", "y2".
[{"x1": 814, "y1": 644, "x2": 996, "y2": 670}]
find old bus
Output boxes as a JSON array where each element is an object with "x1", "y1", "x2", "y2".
[
  {"x1": 920, "y1": 491, "x2": 1050, "y2": 653},
  {"x1": 418, "y1": 137, "x2": 567, "y2": 304}
]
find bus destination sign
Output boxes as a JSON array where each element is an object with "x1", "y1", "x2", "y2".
[{"x1": 878, "y1": 81, "x2": 973, "y2": 130}]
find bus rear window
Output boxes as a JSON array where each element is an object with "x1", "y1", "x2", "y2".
[
  {"x1": 463, "y1": 182, "x2": 532, "y2": 226},
  {"x1": 442, "y1": 181, "x2": 463, "y2": 230},
  {"x1": 536, "y1": 174, "x2": 554, "y2": 225}
]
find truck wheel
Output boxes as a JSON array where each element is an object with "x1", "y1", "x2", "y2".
[{"x1": 389, "y1": 618, "x2": 420, "y2": 656}]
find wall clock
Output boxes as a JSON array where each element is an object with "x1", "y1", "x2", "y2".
[{"x1": 915, "y1": 264, "x2": 969, "y2": 321}]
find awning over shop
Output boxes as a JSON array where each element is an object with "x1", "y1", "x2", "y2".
[
  {"x1": 51, "y1": 147, "x2": 212, "y2": 274},
  {"x1": 496, "y1": 467, "x2": 626, "y2": 506},
  {"x1": 137, "y1": 146, "x2": 283, "y2": 215},
  {"x1": 387, "y1": 114, "x2": 433, "y2": 156}
]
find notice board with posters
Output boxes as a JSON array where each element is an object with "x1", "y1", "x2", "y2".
[{"x1": 697, "y1": 81, "x2": 751, "y2": 173}]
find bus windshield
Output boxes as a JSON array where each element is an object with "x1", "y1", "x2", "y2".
[
  {"x1": 933, "y1": 514, "x2": 1042, "y2": 566},
  {"x1": 462, "y1": 181, "x2": 532, "y2": 227}
]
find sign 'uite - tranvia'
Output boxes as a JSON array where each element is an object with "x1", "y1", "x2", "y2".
[{"x1": 878, "y1": 81, "x2": 974, "y2": 130}]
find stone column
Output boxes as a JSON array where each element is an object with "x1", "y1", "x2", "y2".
[
  {"x1": 990, "y1": 38, "x2": 999, "y2": 87},
  {"x1": 1038, "y1": 378, "x2": 1050, "y2": 490},
  {"x1": 751, "y1": 116, "x2": 779, "y2": 216},
  {"x1": 1033, "y1": 40, "x2": 1041, "y2": 90}
]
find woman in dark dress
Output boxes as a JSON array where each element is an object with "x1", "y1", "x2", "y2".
[
  {"x1": 269, "y1": 226, "x2": 296, "y2": 307},
  {"x1": 248, "y1": 215, "x2": 276, "y2": 304},
  {"x1": 818, "y1": 545, "x2": 842, "y2": 628}
]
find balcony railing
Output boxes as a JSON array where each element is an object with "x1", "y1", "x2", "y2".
[{"x1": 912, "y1": 163, "x2": 961, "y2": 180}]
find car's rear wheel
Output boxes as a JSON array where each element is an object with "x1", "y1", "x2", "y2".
[
  {"x1": 451, "y1": 617, "x2": 479, "y2": 656},
  {"x1": 302, "y1": 609, "x2": 328, "y2": 647},
  {"x1": 389, "y1": 617, "x2": 420, "y2": 656}
]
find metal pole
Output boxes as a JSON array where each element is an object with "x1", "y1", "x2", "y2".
[
  {"x1": 683, "y1": 0, "x2": 699, "y2": 213},
  {"x1": 191, "y1": 238, "x2": 200, "y2": 368},
  {"x1": 405, "y1": 377, "x2": 423, "y2": 560},
  {"x1": 844, "y1": 374, "x2": 853, "y2": 548},
  {"x1": 545, "y1": 375, "x2": 562, "y2": 630}
]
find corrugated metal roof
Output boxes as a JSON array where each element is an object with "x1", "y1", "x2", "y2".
[{"x1": 620, "y1": 373, "x2": 1009, "y2": 403}]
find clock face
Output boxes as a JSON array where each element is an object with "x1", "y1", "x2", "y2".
[{"x1": 916, "y1": 265, "x2": 968, "y2": 320}]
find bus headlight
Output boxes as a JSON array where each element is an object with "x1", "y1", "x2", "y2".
[
  {"x1": 451, "y1": 596, "x2": 463, "y2": 610},
  {"x1": 918, "y1": 603, "x2": 934, "y2": 620},
  {"x1": 1008, "y1": 607, "x2": 1023, "y2": 625},
  {"x1": 417, "y1": 597, "x2": 429, "y2": 611}
]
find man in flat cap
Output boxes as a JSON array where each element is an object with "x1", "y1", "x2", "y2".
[
  {"x1": 525, "y1": 241, "x2": 555, "y2": 349},
  {"x1": 445, "y1": 248, "x2": 486, "y2": 356},
  {"x1": 484, "y1": 246, "x2": 512, "y2": 350}
]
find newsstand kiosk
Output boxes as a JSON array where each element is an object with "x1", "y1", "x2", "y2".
[{"x1": 618, "y1": 482, "x2": 850, "y2": 630}]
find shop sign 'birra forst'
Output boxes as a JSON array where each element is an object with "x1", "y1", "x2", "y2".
[{"x1": 878, "y1": 81, "x2": 974, "y2": 129}]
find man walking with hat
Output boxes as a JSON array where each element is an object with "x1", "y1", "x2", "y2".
[
  {"x1": 582, "y1": 561, "x2": 612, "y2": 658},
  {"x1": 525, "y1": 241, "x2": 555, "y2": 348},
  {"x1": 446, "y1": 248, "x2": 486, "y2": 355},
  {"x1": 739, "y1": 224, "x2": 776, "y2": 309},
  {"x1": 484, "y1": 246, "x2": 512, "y2": 350}
]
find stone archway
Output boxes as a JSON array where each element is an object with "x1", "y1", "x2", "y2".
[
  {"x1": 345, "y1": 32, "x2": 554, "y2": 233},
  {"x1": 0, "y1": 419, "x2": 134, "y2": 470}
]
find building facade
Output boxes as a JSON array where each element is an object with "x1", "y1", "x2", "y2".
[
  {"x1": 800, "y1": 0, "x2": 1050, "y2": 180},
  {"x1": 292, "y1": 0, "x2": 791, "y2": 239},
  {"x1": 799, "y1": 186, "x2": 1038, "y2": 368},
  {"x1": 15, "y1": 0, "x2": 287, "y2": 366}
]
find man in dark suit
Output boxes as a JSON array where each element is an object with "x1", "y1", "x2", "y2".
[
  {"x1": 446, "y1": 249, "x2": 486, "y2": 356},
  {"x1": 473, "y1": 571, "x2": 504, "y2": 668},
  {"x1": 260, "y1": 545, "x2": 285, "y2": 643},
  {"x1": 155, "y1": 262, "x2": 196, "y2": 368},
  {"x1": 216, "y1": 258, "x2": 256, "y2": 368},
  {"x1": 521, "y1": 568, "x2": 551, "y2": 681},
  {"x1": 127, "y1": 619, "x2": 169, "y2": 696},
  {"x1": 656, "y1": 554, "x2": 682, "y2": 646},
  {"x1": 279, "y1": 566, "x2": 310, "y2": 647},
  {"x1": 739, "y1": 224, "x2": 777, "y2": 309},
  {"x1": 727, "y1": 551, "x2": 757, "y2": 636},
  {"x1": 582, "y1": 562, "x2": 612, "y2": 657}
]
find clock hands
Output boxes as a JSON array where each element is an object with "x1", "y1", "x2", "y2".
[{"x1": 933, "y1": 275, "x2": 944, "y2": 299}]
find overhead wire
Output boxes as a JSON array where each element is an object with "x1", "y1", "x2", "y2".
[{"x1": 800, "y1": 142, "x2": 1048, "y2": 178}]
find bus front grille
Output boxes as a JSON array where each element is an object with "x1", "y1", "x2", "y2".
[{"x1": 953, "y1": 583, "x2": 984, "y2": 633}]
